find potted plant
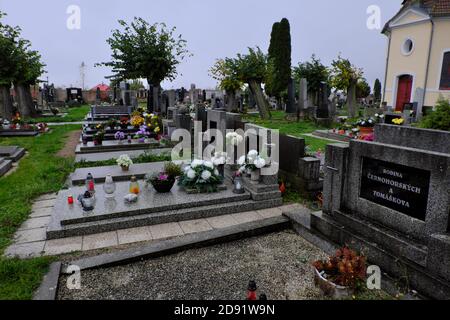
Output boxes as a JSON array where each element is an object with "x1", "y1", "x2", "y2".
[
  {"x1": 238, "y1": 150, "x2": 267, "y2": 182},
  {"x1": 107, "y1": 118, "x2": 118, "y2": 130},
  {"x1": 179, "y1": 159, "x2": 223, "y2": 193},
  {"x1": 147, "y1": 162, "x2": 182, "y2": 193},
  {"x1": 313, "y1": 247, "x2": 367, "y2": 299},
  {"x1": 131, "y1": 115, "x2": 145, "y2": 129},
  {"x1": 119, "y1": 116, "x2": 129, "y2": 130},
  {"x1": 134, "y1": 125, "x2": 149, "y2": 143},
  {"x1": 93, "y1": 130, "x2": 105, "y2": 145},
  {"x1": 211, "y1": 152, "x2": 228, "y2": 177},
  {"x1": 355, "y1": 117, "x2": 376, "y2": 135},
  {"x1": 116, "y1": 154, "x2": 133, "y2": 171}
]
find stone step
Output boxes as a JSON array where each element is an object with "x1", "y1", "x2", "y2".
[
  {"x1": 0, "y1": 146, "x2": 26, "y2": 161},
  {"x1": 309, "y1": 211, "x2": 450, "y2": 300},
  {"x1": 47, "y1": 198, "x2": 283, "y2": 239},
  {"x1": 75, "y1": 140, "x2": 160, "y2": 154},
  {"x1": 331, "y1": 210, "x2": 428, "y2": 267},
  {"x1": 0, "y1": 158, "x2": 13, "y2": 177},
  {"x1": 74, "y1": 148, "x2": 171, "y2": 163}
]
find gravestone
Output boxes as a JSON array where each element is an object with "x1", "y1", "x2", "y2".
[
  {"x1": 413, "y1": 87, "x2": 425, "y2": 121},
  {"x1": 0, "y1": 157, "x2": 12, "y2": 177},
  {"x1": 167, "y1": 90, "x2": 176, "y2": 109},
  {"x1": 190, "y1": 84, "x2": 197, "y2": 105},
  {"x1": 314, "y1": 126, "x2": 450, "y2": 299},
  {"x1": 286, "y1": 78, "x2": 296, "y2": 114},
  {"x1": 196, "y1": 105, "x2": 208, "y2": 132},
  {"x1": 316, "y1": 82, "x2": 329, "y2": 118},
  {"x1": 120, "y1": 82, "x2": 131, "y2": 106},
  {"x1": 176, "y1": 113, "x2": 192, "y2": 132},
  {"x1": 96, "y1": 87, "x2": 101, "y2": 105},
  {"x1": 298, "y1": 78, "x2": 308, "y2": 119}
]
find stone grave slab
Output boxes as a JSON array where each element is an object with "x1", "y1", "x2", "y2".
[
  {"x1": 48, "y1": 179, "x2": 250, "y2": 227},
  {"x1": 0, "y1": 130, "x2": 39, "y2": 137},
  {"x1": 70, "y1": 162, "x2": 165, "y2": 185},
  {"x1": 0, "y1": 157, "x2": 13, "y2": 177},
  {"x1": 75, "y1": 140, "x2": 160, "y2": 154},
  {"x1": 0, "y1": 146, "x2": 26, "y2": 161},
  {"x1": 74, "y1": 148, "x2": 172, "y2": 163}
]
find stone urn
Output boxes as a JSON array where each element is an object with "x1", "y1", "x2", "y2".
[{"x1": 314, "y1": 268, "x2": 353, "y2": 299}]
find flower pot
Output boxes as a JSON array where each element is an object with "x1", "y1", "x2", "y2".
[
  {"x1": 93, "y1": 140, "x2": 102, "y2": 146},
  {"x1": 151, "y1": 178, "x2": 175, "y2": 193},
  {"x1": 313, "y1": 268, "x2": 354, "y2": 299},
  {"x1": 121, "y1": 165, "x2": 129, "y2": 172},
  {"x1": 250, "y1": 169, "x2": 260, "y2": 182},
  {"x1": 358, "y1": 126, "x2": 374, "y2": 136}
]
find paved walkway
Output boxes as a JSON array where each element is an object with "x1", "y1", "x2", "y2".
[{"x1": 4, "y1": 193, "x2": 301, "y2": 259}]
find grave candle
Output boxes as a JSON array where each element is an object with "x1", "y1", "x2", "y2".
[
  {"x1": 247, "y1": 280, "x2": 257, "y2": 300},
  {"x1": 67, "y1": 195, "x2": 74, "y2": 205},
  {"x1": 129, "y1": 176, "x2": 140, "y2": 194}
]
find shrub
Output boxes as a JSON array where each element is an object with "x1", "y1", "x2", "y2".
[{"x1": 420, "y1": 99, "x2": 450, "y2": 131}]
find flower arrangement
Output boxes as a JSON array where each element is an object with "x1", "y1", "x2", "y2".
[
  {"x1": 374, "y1": 113, "x2": 385, "y2": 122},
  {"x1": 211, "y1": 152, "x2": 228, "y2": 166},
  {"x1": 131, "y1": 115, "x2": 145, "y2": 128},
  {"x1": 114, "y1": 131, "x2": 125, "y2": 142},
  {"x1": 392, "y1": 118, "x2": 405, "y2": 125},
  {"x1": 226, "y1": 132, "x2": 244, "y2": 146},
  {"x1": 355, "y1": 117, "x2": 375, "y2": 128},
  {"x1": 107, "y1": 118, "x2": 118, "y2": 129},
  {"x1": 238, "y1": 150, "x2": 266, "y2": 172},
  {"x1": 146, "y1": 162, "x2": 182, "y2": 193},
  {"x1": 11, "y1": 114, "x2": 23, "y2": 125},
  {"x1": 179, "y1": 159, "x2": 223, "y2": 193},
  {"x1": 93, "y1": 131, "x2": 105, "y2": 145},
  {"x1": 116, "y1": 154, "x2": 133, "y2": 170},
  {"x1": 134, "y1": 125, "x2": 150, "y2": 141},
  {"x1": 145, "y1": 113, "x2": 162, "y2": 136},
  {"x1": 313, "y1": 247, "x2": 367, "y2": 290},
  {"x1": 95, "y1": 123, "x2": 105, "y2": 131},
  {"x1": 35, "y1": 123, "x2": 48, "y2": 132},
  {"x1": 119, "y1": 116, "x2": 129, "y2": 129}
]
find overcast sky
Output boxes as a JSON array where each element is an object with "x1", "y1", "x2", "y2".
[{"x1": 0, "y1": 0, "x2": 401, "y2": 90}]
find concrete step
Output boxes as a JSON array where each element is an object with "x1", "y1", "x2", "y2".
[
  {"x1": 47, "y1": 198, "x2": 283, "y2": 239},
  {"x1": 0, "y1": 158, "x2": 13, "y2": 177}
]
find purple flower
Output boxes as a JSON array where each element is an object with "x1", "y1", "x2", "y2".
[
  {"x1": 115, "y1": 131, "x2": 125, "y2": 140},
  {"x1": 158, "y1": 173, "x2": 169, "y2": 181}
]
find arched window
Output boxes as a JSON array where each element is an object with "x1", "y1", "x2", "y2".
[{"x1": 440, "y1": 51, "x2": 450, "y2": 90}]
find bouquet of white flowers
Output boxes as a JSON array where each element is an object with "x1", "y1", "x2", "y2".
[
  {"x1": 226, "y1": 132, "x2": 244, "y2": 146},
  {"x1": 179, "y1": 159, "x2": 223, "y2": 193},
  {"x1": 116, "y1": 154, "x2": 133, "y2": 169},
  {"x1": 211, "y1": 152, "x2": 228, "y2": 166},
  {"x1": 238, "y1": 150, "x2": 266, "y2": 172}
]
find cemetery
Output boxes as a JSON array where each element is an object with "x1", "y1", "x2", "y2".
[{"x1": 0, "y1": 0, "x2": 449, "y2": 305}]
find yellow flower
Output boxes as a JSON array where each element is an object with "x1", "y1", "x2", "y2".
[{"x1": 154, "y1": 127, "x2": 160, "y2": 133}]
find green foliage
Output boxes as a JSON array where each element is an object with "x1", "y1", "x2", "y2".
[
  {"x1": 75, "y1": 151, "x2": 171, "y2": 169},
  {"x1": 226, "y1": 47, "x2": 268, "y2": 83},
  {"x1": 330, "y1": 55, "x2": 363, "y2": 92},
  {"x1": 178, "y1": 162, "x2": 224, "y2": 193},
  {"x1": 420, "y1": 98, "x2": 450, "y2": 131},
  {"x1": 356, "y1": 78, "x2": 371, "y2": 99},
  {"x1": 98, "y1": 18, "x2": 191, "y2": 86},
  {"x1": 374, "y1": 78, "x2": 382, "y2": 103},
  {"x1": 129, "y1": 79, "x2": 145, "y2": 91},
  {"x1": 209, "y1": 59, "x2": 243, "y2": 93},
  {"x1": 293, "y1": 54, "x2": 330, "y2": 97}
]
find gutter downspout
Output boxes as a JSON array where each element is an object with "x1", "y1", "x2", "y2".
[
  {"x1": 422, "y1": 18, "x2": 435, "y2": 109},
  {"x1": 382, "y1": 31, "x2": 392, "y2": 107}
]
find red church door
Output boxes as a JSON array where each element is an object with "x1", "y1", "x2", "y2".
[{"x1": 395, "y1": 75, "x2": 413, "y2": 112}]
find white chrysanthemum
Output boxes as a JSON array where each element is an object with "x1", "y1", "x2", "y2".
[
  {"x1": 254, "y1": 157, "x2": 266, "y2": 169},
  {"x1": 201, "y1": 170, "x2": 212, "y2": 181},
  {"x1": 237, "y1": 156, "x2": 246, "y2": 166},
  {"x1": 214, "y1": 169, "x2": 219, "y2": 176},
  {"x1": 191, "y1": 159, "x2": 203, "y2": 168},
  {"x1": 239, "y1": 166, "x2": 246, "y2": 173},
  {"x1": 187, "y1": 169, "x2": 196, "y2": 179},
  {"x1": 184, "y1": 165, "x2": 191, "y2": 172},
  {"x1": 204, "y1": 161, "x2": 214, "y2": 169},
  {"x1": 248, "y1": 150, "x2": 258, "y2": 158}
]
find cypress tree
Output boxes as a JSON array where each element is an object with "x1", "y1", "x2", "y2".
[{"x1": 374, "y1": 78, "x2": 382, "y2": 103}]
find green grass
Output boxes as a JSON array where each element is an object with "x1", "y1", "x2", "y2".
[
  {"x1": 26, "y1": 105, "x2": 90, "y2": 123},
  {"x1": 75, "y1": 152, "x2": 171, "y2": 169},
  {"x1": 243, "y1": 111, "x2": 331, "y2": 152},
  {"x1": 0, "y1": 124, "x2": 80, "y2": 299}
]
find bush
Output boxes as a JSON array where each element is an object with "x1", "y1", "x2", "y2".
[{"x1": 420, "y1": 99, "x2": 450, "y2": 131}]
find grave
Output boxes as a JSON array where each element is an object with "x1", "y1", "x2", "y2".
[
  {"x1": 74, "y1": 148, "x2": 171, "y2": 163},
  {"x1": 0, "y1": 146, "x2": 26, "y2": 161},
  {"x1": 0, "y1": 157, "x2": 12, "y2": 177},
  {"x1": 312, "y1": 125, "x2": 450, "y2": 299},
  {"x1": 88, "y1": 105, "x2": 135, "y2": 121},
  {"x1": 315, "y1": 82, "x2": 332, "y2": 126},
  {"x1": 75, "y1": 140, "x2": 160, "y2": 154},
  {"x1": 0, "y1": 129, "x2": 39, "y2": 137},
  {"x1": 298, "y1": 78, "x2": 308, "y2": 119},
  {"x1": 46, "y1": 178, "x2": 282, "y2": 239}
]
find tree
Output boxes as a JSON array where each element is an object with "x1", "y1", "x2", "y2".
[
  {"x1": 356, "y1": 78, "x2": 371, "y2": 100},
  {"x1": 209, "y1": 59, "x2": 243, "y2": 112},
  {"x1": 0, "y1": 11, "x2": 44, "y2": 118},
  {"x1": 227, "y1": 47, "x2": 271, "y2": 119},
  {"x1": 129, "y1": 79, "x2": 144, "y2": 91},
  {"x1": 265, "y1": 18, "x2": 292, "y2": 108},
  {"x1": 293, "y1": 54, "x2": 329, "y2": 106},
  {"x1": 98, "y1": 18, "x2": 190, "y2": 111},
  {"x1": 374, "y1": 78, "x2": 382, "y2": 103},
  {"x1": 330, "y1": 55, "x2": 363, "y2": 118}
]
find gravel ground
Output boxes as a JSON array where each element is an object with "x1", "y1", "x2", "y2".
[{"x1": 58, "y1": 230, "x2": 329, "y2": 300}]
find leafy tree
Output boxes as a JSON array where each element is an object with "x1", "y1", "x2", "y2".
[
  {"x1": 227, "y1": 47, "x2": 271, "y2": 119},
  {"x1": 293, "y1": 54, "x2": 329, "y2": 105},
  {"x1": 330, "y1": 55, "x2": 363, "y2": 118},
  {"x1": 209, "y1": 59, "x2": 243, "y2": 111},
  {"x1": 374, "y1": 78, "x2": 382, "y2": 103},
  {"x1": 98, "y1": 18, "x2": 190, "y2": 111},
  {"x1": 129, "y1": 79, "x2": 144, "y2": 91},
  {"x1": 266, "y1": 18, "x2": 292, "y2": 108},
  {"x1": 356, "y1": 78, "x2": 371, "y2": 99},
  {"x1": 420, "y1": 98, "x2": 450, "y2": 131}
]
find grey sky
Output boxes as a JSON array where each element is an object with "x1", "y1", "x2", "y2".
[{"x1": 1, "y1": 0, "x2": 400, "y2": 90}]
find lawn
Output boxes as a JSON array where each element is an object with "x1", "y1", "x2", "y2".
[
  {"x1": 243, "y1": 111, "x2": 332, "y2": 152},
  {"x1": 0, "y1": 124, "x2": 80, "y2": 299},
  {"x1": 26, "y1": 105, "x2": 90, "y2": 123}
]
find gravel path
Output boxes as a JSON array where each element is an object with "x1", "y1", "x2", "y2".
[{"x1": 58, "y1": 230, "x2": 328, "y2": 300}]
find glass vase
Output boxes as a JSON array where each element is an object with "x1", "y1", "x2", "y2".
[{"x1": 103, "y1": 174, "x2": 116, "y2": 198}]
